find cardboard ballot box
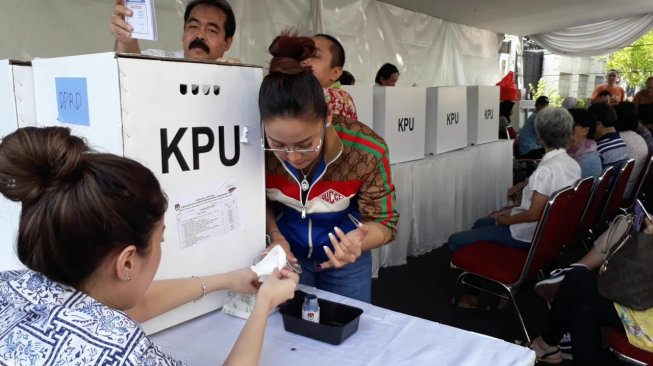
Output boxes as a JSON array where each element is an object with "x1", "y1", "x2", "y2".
[
  {"x1": 425, "y1": 86, "x2": 468, "y2": 155},
  {"x1": 21, "y1": 52, "x2": 265, "y2": 334},
  {"x1": 373, "y1": 87, "x2": 426, "y2": 164},
  {"x1": 0, "y1": 60, "x2": 36, "y2": 272},
  {"x1": 0, "y1": 60, "x2": 36, "y2": 136},
  {"x1": 342, "y1": 85, "x2": 373, "y2": 128},
  {"x1": 467, "y1": 86, "x2": 499, "y2": 145}
]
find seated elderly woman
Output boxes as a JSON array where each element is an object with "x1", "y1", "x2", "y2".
[
  {"x1": 567, "y1": 108, "x2": 602, "y2": 179},
  {"x1": 0, "y1": 127, "x2": 298, "y2": 365},
  {"x1": 448, "y1": 107, "x2": 581, "y2": 252}
]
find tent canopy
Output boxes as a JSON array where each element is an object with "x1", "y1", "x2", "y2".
[{"x1": 380, "y1": 0, "x2": 653, "y2": 35}]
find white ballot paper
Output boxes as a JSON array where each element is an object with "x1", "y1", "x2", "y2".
[{"x1": 125, "y1": 0, "x2": 158, "y2": 41}]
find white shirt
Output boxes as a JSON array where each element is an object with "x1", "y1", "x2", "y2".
[{"x1": 510, "y1": 149, "x2": 581, "y2": 243}]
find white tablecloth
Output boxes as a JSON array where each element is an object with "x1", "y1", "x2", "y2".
[
  {"x1": 372, "y1": 141, "x2": 513, "y2": 273},
  {"x1": 151, "y1": 285, "x2": 535, "y2": 366}
]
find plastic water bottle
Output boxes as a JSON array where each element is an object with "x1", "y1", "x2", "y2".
[{"x1": 302, "y1": 294, "x2": 320, "y2": 323}]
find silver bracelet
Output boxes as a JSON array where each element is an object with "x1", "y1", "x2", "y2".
[{"x1": 192, "y1": 275, "x2": 206, "y2": 302}]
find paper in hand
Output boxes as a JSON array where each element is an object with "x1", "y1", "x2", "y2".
[
  {"x1": 250, "y1": 245, "x2": 287, "y2": 282},
  {"x1": 125, "y1": 0, "x2": 158, "y2": 41}
]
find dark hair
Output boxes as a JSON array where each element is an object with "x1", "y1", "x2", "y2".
[
  {"x1": 259, "y1": 32, "x2": 327, "y2": 123},
  {"x1": 639, "y1": 104, "x2": 653, "y2": 125},
  {"x1": 598, "y1": 90, "x2": 612, "y2": 98},
  {"x1": 535, "y1": 95, "x2": 549, "y2": 106},
  {"x1": 338, "y1": 70, "x2": 355, "y2": 85},
  {"x1": 0, "y1": 127, "x2": 167, "y2": 287},
  {"x1": 375, "y1": 63, "x2": 399, "y2": 85},
  {"x1": 614, "y1": 101, "x2": 639, "y2": 132},
  {"x1": 314, "y1": 34, "x2": 345, "y2": 68},
  {"x1": 568, "y1": 108, "x2": 597, "y2": 139},
  {"x1": 499, "y1": 100, "x2": 515, "y2": 120},
  {"x1": 588, "y1": 103, "x2": 617, "y2": 128},
  {"x1": 184, "y1": 0, "x2": 236, "y2": 39}
]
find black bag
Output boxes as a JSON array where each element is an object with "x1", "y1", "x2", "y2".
[{"x1": 597, "y1": 215, "x2": 653, "y2": 310}]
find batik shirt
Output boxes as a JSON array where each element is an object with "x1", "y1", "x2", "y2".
[
  {"x1": 0, "y1": 270, "x2": 185, "y2": 366},
  {"x1": 325, "y1": 82, "x2": 358, "y2": 121}
]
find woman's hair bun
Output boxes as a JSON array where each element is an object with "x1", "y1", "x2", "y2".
[
  {"x1": 0, "y1": 126, "x2": 88, "y2": 204},
  {"x1": 268, "y1": 30, "x2": 315, "y2": 75}
]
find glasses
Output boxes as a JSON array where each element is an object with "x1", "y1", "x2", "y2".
[{"x1": 261, "y1": 127, "x2": 325, "y2": 154}]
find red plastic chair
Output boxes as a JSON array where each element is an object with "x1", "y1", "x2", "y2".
[
  {"x1": 576, "y1": 167, "x2": 615, "y2": 245},
  {"x1": 606, "y1": 327, "x2": 653, "y2": 365},
  {"x1": 565, "y1": 177, "x2": 595, "y2": 248},
  {"x1": 622, "y1": 154, "x2": 653, "y2": 210},
  {"x1": 600, "y1": 159, "x2": 635, "y2": 226},
  {"x1": 451, "y1": 186, "x2": 576, "y2": 342}
]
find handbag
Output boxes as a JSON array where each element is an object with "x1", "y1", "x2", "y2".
[{"x1": 597, "y1": 214, "x2": 653, "y2": 310}]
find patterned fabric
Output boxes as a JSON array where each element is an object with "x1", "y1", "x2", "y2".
[
  {"x1": 0, "y1": 270, "x2": 185, "y2": 366},
  {"x1": 324, "y1": 82, "x2": 358, "y2": 121},
  {"x1": 265, "y1": 114, "x2": 398, "y2": 263},
  {"x1": 615, "y1": 303, "x2": 653, "y2": 352},
  {"x1": 620, "y1": 130, "x2": 649, "y2": 198},
  {"x1": 596, "y1": 132, "x2": 629, "y2": 173}
]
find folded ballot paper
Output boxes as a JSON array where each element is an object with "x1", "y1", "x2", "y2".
[
  {"x1": 125, "y1": 0, "x2": 158, "y2": 41},
  {"x1": 222, "y1": 246, "x2": 287, "y2": 319}
]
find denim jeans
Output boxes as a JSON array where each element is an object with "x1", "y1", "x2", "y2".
[
  {"x1": 298, "y1": 251, "x2": 372, "y2": 303},
  {"x1": 447, "y1": 217, "x2": 530, "y2": 252}
]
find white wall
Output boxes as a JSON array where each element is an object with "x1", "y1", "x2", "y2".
[
  {"x1": 0, "y1": 0, "x2": 501, "y2": 88},
  {"x1": 542, "y1": 53, "x2": 606, "y2": 99}
]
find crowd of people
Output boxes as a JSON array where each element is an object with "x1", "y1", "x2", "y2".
[{"x1": 471, "y1": 68, "x2": 653, "y2": 364}]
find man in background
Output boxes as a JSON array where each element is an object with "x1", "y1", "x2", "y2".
[
  {"x1": 108, "y1": 0, "x2": 236, "y2": 61},
  {"x1": 633, "y1": 76, "x2": 653, "y2": 106},
  {"x1": 591, "y1": 70, "x2": 625, "y2": 106},
  {"x1": 518, "y1": 96, "x2": 549, "y2": 158}
]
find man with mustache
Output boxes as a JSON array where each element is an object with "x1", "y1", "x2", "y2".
[{"x1": 109, "y1": 0, "x2": 235, "y2": 61}]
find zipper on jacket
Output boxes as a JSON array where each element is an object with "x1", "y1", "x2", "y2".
[{"x1": 307, "y1": 218, "x2": 314, "y2": 258}]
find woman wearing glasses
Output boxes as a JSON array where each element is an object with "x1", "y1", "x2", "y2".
[{"x1": 261, "y1": 32, "x2": 398, "y2": 302}]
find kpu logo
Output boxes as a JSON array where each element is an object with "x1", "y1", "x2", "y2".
[
  {"x1": 446, "y1": 112, "x2": 459, "y2": 125},
  {"x1": 320, "y1": 189, "x2": 345, "y2": 204},
  {"x1": 179, "y1": 84, "x2": 220, "y2": 96},
  {"x1": 484, "y1": 109, "x2": 494, "y2": 120},
  {"x1": 398, "y1": 117, "x2": 414, "y2": 132}
]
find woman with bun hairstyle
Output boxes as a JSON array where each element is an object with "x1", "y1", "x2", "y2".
[
  {"x1": 0, "y1": 127, "x2": 298, "y2": 365},
  {"x1": 262, "y1": 32, "x2": 398, "y2": 302}
]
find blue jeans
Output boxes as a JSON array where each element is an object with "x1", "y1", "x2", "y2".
[
  {"x1": 298, "y1": 251, "x2": 372, "y2": 303},
  {"x1": 447, "y1": 217, "x2": 530, "y2": 252}
]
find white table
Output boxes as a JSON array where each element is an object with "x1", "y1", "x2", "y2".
[
  {"x1": 373, "y1": 140, "x2": 513, "y2": 273},
  {"x1": 151, "y1": 286, "x2": 535, "y2": 366}
]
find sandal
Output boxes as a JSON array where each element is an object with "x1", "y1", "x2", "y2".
[{"x1": 530, "y1": 337, "x2": 563, "y2": 364}]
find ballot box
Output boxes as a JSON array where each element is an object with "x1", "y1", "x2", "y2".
[
  {"x1": 0, "y1": 60, "x2": 36, "y2": 136},
  {"x1": 425, "y1": 86, "x2": 468, "y2": 155},
  {"x1": 16, "y1": 52, "x2": 265, "y2": 334},
  {"x1": 0, "y1": 60, "x2": 36, "y2": 271},
  {"x1": 372, "y1": 87, "x2": 426, "y2": 164},
  {"x1": 342, "y1": 85, "x2": 373, "y2": 128},
  {"x1": 467, "y1": 86, "x2": 499, "y2": 145}
]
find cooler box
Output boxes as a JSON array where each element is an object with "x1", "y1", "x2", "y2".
[
  {"x1": 467, "y1": 86, "x2": 499, "y2": 145},
  {"x1": 425, "y1": 86, "x2": 468, "y2": 155},
  {"x1": 342, "y1": 85, "x2": 373, "y2": 128},
  {"x1": 23, "y1": 52, "x2": 265, "y2": 334},
  {"x1": 373, "y1": 87, "x2": 426, "y2": 164}
]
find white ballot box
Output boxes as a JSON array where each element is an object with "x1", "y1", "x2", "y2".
[
  {"x1": 0, "y1": 60, "x2": 36, "y2": 136},
  {"x1": 373, "y1": 87, "x2": 426, "y2": 164},
  {"x1": 425, "y1": 86, "x2": 468, "y2": 155},
  {"x1": 342, "y1": 85, "x2": 373, "y2": 128},
  {"x1": 467, "y1": 86, "x2": 499, "y2": 145},
  {"x1": 0, "y1": 60, "x2": 36, "y2": 271},
  {"x1": 18, "y1": 52, "x2": 265, "y2": 334}
]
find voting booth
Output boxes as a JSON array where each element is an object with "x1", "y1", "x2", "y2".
[
  {"x1": 0, "y1": 60, "x2": 36, "y2": 271},
  {"x1": 342, "y1": 85, "x2": 373, "y2": 128},
  {"x1": 425, "y1": 86, "x2": 468, "y2": 155},
  {"x1": 17, "y1": 52, "x2": 265, "y2": 334},
  {"x1": 373, "y1": 87, "x2": 426, "y2": 164},
  {"x1": 467, "y1": 86, "x2": 499, "y2": 145}
]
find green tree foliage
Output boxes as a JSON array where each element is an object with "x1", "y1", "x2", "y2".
[
  {"x1": 606, "y1": 29, "x2": 653, "y2": 89},
  {"x1": 528, "y1": 79, "x2": 563, "y2": 107}
]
